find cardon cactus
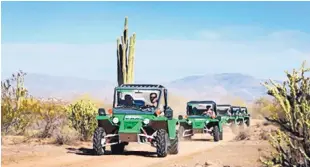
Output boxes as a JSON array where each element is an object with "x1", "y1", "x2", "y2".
[
  {"x1": 261, "y1": 61, "x2": 310, "y2": 167},
  {"x1": 117, "y1": 16, "x2": 136, "y2": 86},
  {"x1": 66, "y1": 99, "x2": 97, "y2": 141}
]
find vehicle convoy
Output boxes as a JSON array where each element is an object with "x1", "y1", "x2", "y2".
[
  {"x1": 177, "y1": 101, "x2": 225, "y2": 142},
  {"x1": 216, "y1": 104, "x2": 250, "y2": 128},
  {"x1": 93, "y1": 84, "x2": 179, "y2": 157}
]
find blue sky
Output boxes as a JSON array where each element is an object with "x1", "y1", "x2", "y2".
[{"x1": 2, "y1": 1, "x2": 310, "y2": 82}]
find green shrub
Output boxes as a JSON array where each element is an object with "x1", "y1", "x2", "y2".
[{"x1": 66, "y1": 99, "x2": 97, "y2": 141}]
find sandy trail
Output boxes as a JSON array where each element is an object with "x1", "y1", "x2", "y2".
[{"x1": 2, "y1": 126, "x2": 237, "y2": 167}]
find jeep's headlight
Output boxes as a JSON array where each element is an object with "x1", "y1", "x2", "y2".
[
  {"x1": 187, "y1": 120, "x2": 192, "y2": 124},
  {"x1": 143, "y1": 118, "x2": 150, "y2": 125},
  {"x1": 112, "y1": 117, "x2": 119, "y2": 124},
  {"x1": 205, "y1": 120, "x2": 209, "y2": 124}
]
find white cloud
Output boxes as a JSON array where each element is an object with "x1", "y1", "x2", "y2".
[{"x1": 2, "y1": 27, "x2": 310, "y2": 82}]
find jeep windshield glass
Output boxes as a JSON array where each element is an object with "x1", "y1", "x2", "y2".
[
  {"x1": 114, "y1": 88, "x2": 161, "y2": 112},
  {"x1": 240, "y1": 108, "x2": 247, "y2": 114},
  {"x1": 187, "y1": 103, "x2": 214, "y2": 116},
  {"x1": 231, "y1": 107, "x2": 240, "y2": 114},
  {"x1": 217, "y1": 106, "x2": 230, "y2": 116}
]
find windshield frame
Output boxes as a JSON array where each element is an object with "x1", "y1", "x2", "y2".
[
  {"x1": 112, "y1": 87, "x2": 163, "y2": 112},
  {"x1": 216, "y1": 106, "x2": 231, "y2": 116}
]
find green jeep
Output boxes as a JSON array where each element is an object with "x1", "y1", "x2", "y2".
[
  {"x1": 223, "y1": 105, "x2": 250, "y2": 131},
  {"x1": 216, "y1": 104, "x2": 236, "y2": 125},
  {"x1": 93, "y1": 84, "x2": 179, "y2": 157},
  {"x1": 178, "y1": 101, "x2": 224, "y2": 142}
]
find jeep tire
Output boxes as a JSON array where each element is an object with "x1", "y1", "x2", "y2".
[
  {"x1": 246, "y1": 118, "x2": 250, "y2": 127},
  {"x1": 213, "y1": 125, "x2": 220, "y2": 142},
  {"x1": 93, "y1": 127, "x2": 106, "y2": 155},
  {"x1": 156, "y1": 129, "x2": 168, "y2": 157},
  {"x1": 219, "y1": 129, "x2": 223, "y2": 140},
  {"x1": 168, "y1": 130, "x2": 179, "y2": 155}
]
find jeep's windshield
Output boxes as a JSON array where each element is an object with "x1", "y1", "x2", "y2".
[
  {"x1": 114, "y1": 88, "x2": 161, "y2": 112},
  {"x1": 187, "y1": 103, "x2": 215, "y2": 116},
  {"x1": 241, "y1": 108, "x2": 247, "y2": 114},
  {"x1": 217, "y1": 106, "x2": 231, "y2": 116},
  {"x1": 231, "y1": 107, "x2": 240, "y2": 114}
]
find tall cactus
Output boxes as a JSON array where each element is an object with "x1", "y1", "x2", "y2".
[
  {"x1": 261, "y1": 61, "x2": 310, "y2": 167},
  {"x1": 117, "y1": 16, "x2": 136, "y2": 86}
]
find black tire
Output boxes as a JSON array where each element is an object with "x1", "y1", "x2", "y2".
[
  {"x1": 168, "y1": 130, "x2": 179, "y2": 155},
  {"x1": 213, "y1": 125, "x2": 220, "y2": 142},
  {"x1": 246, "y1": 118, "x2": 250, "y2": 127},
  {"x1": 219, "y1": 129, "x2": 223, "y2": 140},
  {"x1": 155, "y1": 129, "x2": 168, "y2": 157},
  {"x1": 93, "y1": 127, "x2": 106, "y2": 155},
  {"x1": 111, "y1": 143, "x2": 125, "y2": 154}
]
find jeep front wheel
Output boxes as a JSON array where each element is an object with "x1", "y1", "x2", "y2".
[
  {"x1": 93, "y1": 127, "x2": 106, "y2": 155},
  {"x1": 155, "y1": 129, "x2": 168, "y2": 157},
  {"x1": 168, "y1": 130, "x2": 179, "y2": 155},
  {"x1": 213, "y1": 125, "x2": 220, "y2": 142}
]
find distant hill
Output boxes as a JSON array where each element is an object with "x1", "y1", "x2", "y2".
[
  {"x1": 166, "y1": 73, "x2": 274, "y2": 103},
  {"x1": 1, "y1": 72, "x2": 278, "y2": 103}
]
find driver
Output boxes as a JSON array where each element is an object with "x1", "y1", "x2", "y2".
[
  {"x1": 149, "y1": 93, "x2": 158, "y2": 107},
  {"x1": 124, "y1": 94, "x2": 134, "y2": 106}
]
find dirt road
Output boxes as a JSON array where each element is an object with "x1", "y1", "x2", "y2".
[{"x1": 2, "y1": 126, "x2": 238, "y2": 167}]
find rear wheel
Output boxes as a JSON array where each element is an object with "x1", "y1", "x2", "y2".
[
  {"x1": 155, "y1": 129, "x2": 168, "y2": 157},
  {"x1": 219, "y1": 129, "x2": 223, "y2": 140},
  {"x1": 246, "y1": 118, "x2": 250, "y2": 127},
  {"x1": 168, "y1": 130, "x2": 179, "y2": 155},
  {"x1": 93, "y1": 127, "x2": 106, "y2": 155},
  {"x1": 213, "y1": 125, "x2": 220, "y2": 142}
]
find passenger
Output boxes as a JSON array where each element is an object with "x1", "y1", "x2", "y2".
[
  {"x1": 149, "y1": 92, "x2": 158, "y2": 107},
  {"x1": 203, "y1": 105, "x2": 216, "y2": 118}
]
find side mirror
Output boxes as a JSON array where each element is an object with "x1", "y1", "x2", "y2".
[
  {"x1": 98, "y1": 108, "x2": 106, "y2": 116},
  {"x1": 164, "y1": 106, "x2": 173, "y2": 119},
  {"x1": 178, "y1": 115, "x2": 183, "y2": 120}
]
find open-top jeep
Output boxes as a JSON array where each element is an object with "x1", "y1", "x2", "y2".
[
  {"x1": 216, "y1": 104, "x2": 236, "y2": 125},
  {"x1": 93, "y1": 84, "x2": 179, "y2": 157},
  {"x1": 177, "y1": 101, "x2": 224, "y2": 142},
  {"x1": 218, "y1": 105, "x2": 250, "y2": 130}
]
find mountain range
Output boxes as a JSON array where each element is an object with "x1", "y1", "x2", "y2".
[{"x1": 2, "y1": 72, "x2": 277, "y2": 104}]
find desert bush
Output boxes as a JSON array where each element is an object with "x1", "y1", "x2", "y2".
[
  {"x1": 234, "y1": 130, "x2": 251, "y2": 141},
  {"x1": 34, "y1": 98, "x2": 67, "y2": 138},
  {"x1": 54, "y1": 125, "x2": 80, "y2": 145},
  {"x1": 66, "y1": 99, "x2": 97, "y2": 141},
  {"x1": 252, "y1": 97, "x2": 283, "y2": 119},
  {"x1": 1, "y1": 71, "x2": 38, "y2": 135},
  {"x1": 261, "y1": 61, "x2": 310, "y2": 167}
]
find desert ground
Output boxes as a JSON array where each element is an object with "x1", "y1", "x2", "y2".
[{"x1": 1, "y1": 119, "x2": 272, "y2": 167}]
